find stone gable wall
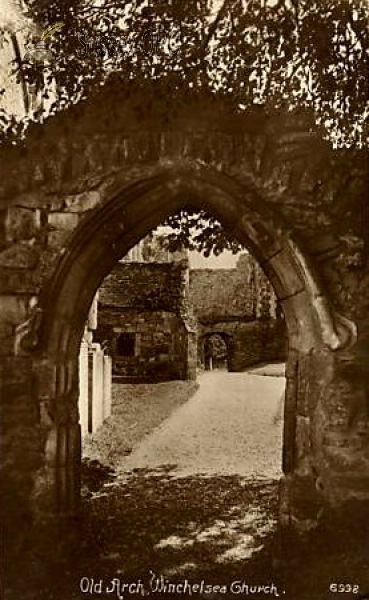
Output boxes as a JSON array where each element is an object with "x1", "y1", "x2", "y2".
[
  {"x1": 190, "y1": 266, "x2": 254, "y2": 321},
  {"x1": 190, "y1": 253, "x2": 277, "y2": 322}
]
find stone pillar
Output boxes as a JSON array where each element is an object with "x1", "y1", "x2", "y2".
[
  {"x1": 80, "y1": 336, "x2": 112, "y2": 437},
  {"x1": 88, "y1": 343, "x2": 104, "y2": 433},
  {"x1": 187, "y1": 331, "x2": 198, "y2": 380},
  {"x1": 30, "y1": 357, "x2": 82, "y2": 522},
  {"x1": 103, "y1": 354, "x2": 112, "y2": 420},
  {"x1": 282, "y1": 352, "x2": 298, "y2": 475},
  {"x1": 78, "y1": 339, "x2": 89, "y2": 437}
]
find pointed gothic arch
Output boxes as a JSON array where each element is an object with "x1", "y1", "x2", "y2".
[
  {"x1": 0, "y1": 87, "x2": 367, "y2": 560},
  {"x1": 25, "y1": 163, "x2": 355, "y2": 532}
]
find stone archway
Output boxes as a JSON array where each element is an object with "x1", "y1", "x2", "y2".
[
  {"x1": 202, "y1": 332, "x2": 231, "y2": 371},
  {"x1": 29, "y1": 165, "x2": 354, "y2": 529},
  {"x1": 0, "y1": 85, "x2": 367, "y2": 558}
]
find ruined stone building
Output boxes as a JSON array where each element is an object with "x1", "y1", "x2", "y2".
[
  {"x1": 96, "y1": 234, "x2": 285, "y2": 380},
  {"x1": 190, "y1": 253, "x2": 287, "y2": 370},
  {"x1": 120, "y1": 231, "x2": 186, "y2": 264},
  {"x1": 96, "y1": 252, "x2": 198, "y2": 382}
]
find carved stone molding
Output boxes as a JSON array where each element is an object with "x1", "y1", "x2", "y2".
[{"x1": 15, "y1": 306, "x2": 44, "y2": 353}]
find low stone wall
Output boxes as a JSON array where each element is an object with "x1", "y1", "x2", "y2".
[
  {"x1": 199, "y1": 319, "x2": 287, "y2": 371},
  {"x1": 229, "y1": 320, "x2": 287, "y2": 371}
]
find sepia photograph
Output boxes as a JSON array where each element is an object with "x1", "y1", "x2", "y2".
[{"x1": 0, "y1": 0, "x2": 368, "y2": 599}]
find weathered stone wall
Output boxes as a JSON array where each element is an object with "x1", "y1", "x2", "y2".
[
  {"x1": 0, "y1": 83, "x2": 367, "y2": 564},
  {"x1": 190, "y1": 261, "x2": 256, "y2": 321},
  {"x1": 99, "y1": 260, "x2": 189, "y2": 312},
  {"x1": 96, "y1": 261, "x2": 197, "y2": 381},
  {"x1": 96, "y1": 307, "x2": 190, "y2": 381},
  {"x1": 199, "y1": 320, "x2": 287, "y2": 371},
  {"x1": 190, "y1": 253, "x2": 279, "y2": 320},
  {"x1": 229, "y1": 320, "x2": 286, "y2": 370}
]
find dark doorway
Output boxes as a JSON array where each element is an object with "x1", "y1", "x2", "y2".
[
  {"x1": 203, "y1": 333, "x2": 229, "y2": 371},
  {"x1": 116, "y1": 332, "x2": 135, "y2": 357}
]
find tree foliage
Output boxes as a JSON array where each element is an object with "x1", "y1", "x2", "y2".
[
  {"x1": 0, "y1": 0, "x2": 368, "y2": 254},
  {"x1": 162, "y1": 210, "x2": 243, "y2": 256},
  {"x1": 5, "y1": 0, "x2": 367, "y2": 143}
]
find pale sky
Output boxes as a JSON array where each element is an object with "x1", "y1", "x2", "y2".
[
  {"x1": 0, "y1": 0, "x2": 28, "y2": 32},
  {"x1": 189, "y1": 249, "x2": 240, "y2": 269}
]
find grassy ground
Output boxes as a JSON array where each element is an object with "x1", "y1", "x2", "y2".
[{"x1": 82, "y1": 380, "x2": 199, "y2": 468}]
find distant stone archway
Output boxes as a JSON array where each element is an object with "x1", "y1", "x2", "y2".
[
  {"x1": 202, "y1": 332, "x2": 231, "y2": 371},
  {"x1": 0, "y1": 84, "x2": 368, "y2": 558}
]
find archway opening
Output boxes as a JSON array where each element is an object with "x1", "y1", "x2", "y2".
[
  {"x1": 77, "y1": 214, "x2": 288, "y2": 585},
  {"x1": 203, "y1": 333, "x2": 230, "y2": 371}
]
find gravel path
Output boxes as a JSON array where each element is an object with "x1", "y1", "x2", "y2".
[{"x1": 119, "y1": 370, "x2": 285, "y2": 479}]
